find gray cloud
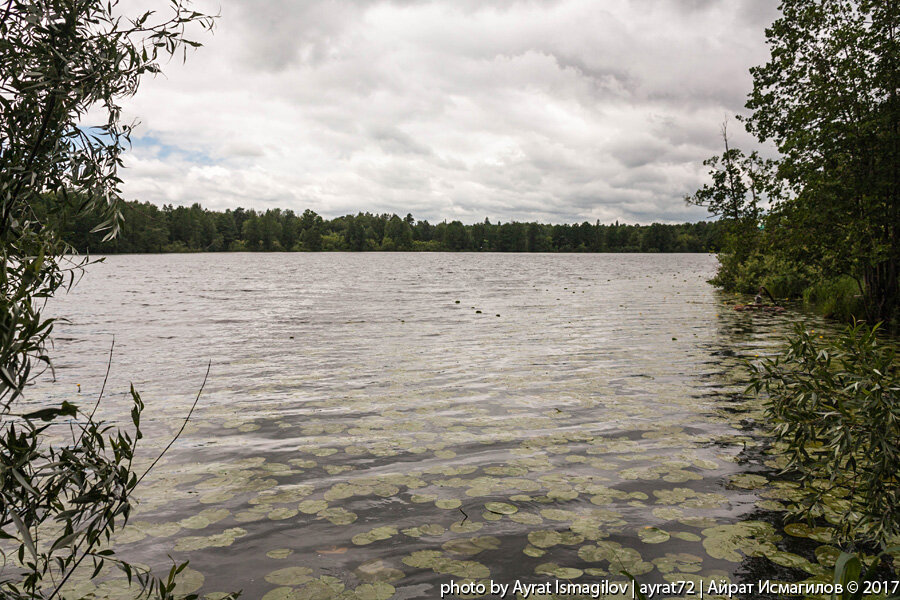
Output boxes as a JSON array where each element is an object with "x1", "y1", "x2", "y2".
[{"x1": 116, "y1": 0, "x2": 781, "y2": 224}]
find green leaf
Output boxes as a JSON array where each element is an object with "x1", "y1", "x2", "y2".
[{"x1": 9, "y1": 511, "x2": 37, "y2": 562}]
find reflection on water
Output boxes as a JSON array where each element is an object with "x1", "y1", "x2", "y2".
[{"x1": 28, "y1": 253, "x2": 834, "y2": 599}]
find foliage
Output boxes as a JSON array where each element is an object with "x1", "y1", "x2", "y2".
[
  {"x1": 44, "y1": 199, "x2": 727, "y2": 254},
  {"x1": 685, "y1": 123, "x2": 779, "y2": 227},
  {"x1": 0, "y1": 0, "x2": 232, "y2": 597},
  {"x1": 744, "y1": 0, "x2": 899, "y2": 323},
  {"x1": 692, "y1": 0, "x2": 899, "y2": 326},
  {"x1": 831, "y1": 547, "x2": 900, "y2": 600},
  {"x1": 749, "y1": 322, "x2": 900, "y2": 546},
  {"x1": 802, "y1": 276, "x2": 866, "y2": 322},
  {"x1": 0, "y1": 367, "x2": 230, "y2": 599}
]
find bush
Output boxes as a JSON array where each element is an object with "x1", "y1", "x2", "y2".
[
  {"x1": 803, "y1": 276, "x2": 865, "y2": 322},
  {"x1": 710, "y1": 250, "x2": 817, "y2": 297},
  {"x1": 749, "y1": 322, "x2": 900, "y2": 546}
]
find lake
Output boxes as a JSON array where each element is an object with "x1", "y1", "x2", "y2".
[{"x1": 30, "y1": 252, "x2": 823, "y2": 599}]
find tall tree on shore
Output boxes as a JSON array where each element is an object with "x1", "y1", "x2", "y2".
[{"x1": 744, "y1": 0, "x2": 899, "y2": 323}]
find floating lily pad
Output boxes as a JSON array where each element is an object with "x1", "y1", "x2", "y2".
[
  {"x1": 535, "y1": 563, "x2": 583, "y2": 579},
  {"x1": 353, "y1": 526, "x2": 399, "y2": 546},
  {"x1": 354, "y1": 560, "x2": 405, "y2": 583},
  {"x1": 268, "y1": 507, "x2": 298, "y2": 520},
  {"x1": 670, "y1": 531, "x2": 701, "y2": 542},
  {"x1": 402, "y1": 524, "x2": 446, "y2": 538},
  {"x1": 260, "y1": 587, "x2": 297, "y2": 600},
  {"x1": 353, "y1": 582, "x2": 395, "y2": 600},
  {"x1": 701, "y1": 521, "x2": 780, "y2": 563},
  {"x1": 509, "y1": 512, "x2": 543, "y2": 525},
  {"x1": 264, "y1": 566, "x2": 314, "y2": 586},
  {"x1": 174, "y1": 527, "x2": 247, "y2": 552},
  {"x1": 317, "y1": 507, "x2": 357, "y2": 525},
  {"x1": 173, "y1": 567, "x2": 204, "y2": 595},
  {"x1": 652, "y1": 553, "x2": 703, "y2": 574},
  {"x1": 728, "y1": 474, "x2": 769, "y2": 490},
  {"x1": 442, "y1": 536, "x2": 501, "y2": 556},
  {"x1": 450, "y1": 521, "x2": 483, "y2": 533},
  {"x1": 814, "y1": 545, "x2": 841, "y2": 567},
  {"x1": 484, "y1": 502, "x2": 517, "y2": 515},
  {"x1": 527, "y1": 530, "x2": 562, "y2": 548},
  {"x1": 298, "y1": 500, "x2": 328, "y2": 514},
  {"x1": 638, "y1": 527, "x2": 670, "y2": 544}
]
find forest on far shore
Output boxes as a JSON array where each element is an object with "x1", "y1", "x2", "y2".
[{"x1": 39, "y1": 198, "x2": 724, "y2": 254}]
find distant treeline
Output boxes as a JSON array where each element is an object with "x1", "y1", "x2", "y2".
[{"x1": 40, "y1": 199, "x2": 724, "y2": 253}]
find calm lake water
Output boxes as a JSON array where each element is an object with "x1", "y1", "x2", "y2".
[{"x1": 29, "y1": 253, "x2": 828, "y2": 599}]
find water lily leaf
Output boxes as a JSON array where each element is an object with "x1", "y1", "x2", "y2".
[
  {"x1": 293, "y1": 576, "x2": 345, "y2": 599},
  {"x1": 484, "y1": 502, "x2": 517, "y2": 515},
  {"x1": 265, "y1": 566, "x2": 314, "y2": 586},
  {"x1": 298, "y1": 500, "x2": 328, "y2": 514},
  {"x1": 638, "y1": 527, "x2": 670, "y2": 544},
  {"x1": 355, "y1": 560, "x2": 405, "y2": 583},
  {"x1": 450, "y1": 521, "x2": 483, "y2": 533},
  {"x1": 353, "y1": 526, "x2": 399, "y2": 546},
  {"x1": 174, "y1": 527, "x2": 247, "y2": 552},
  {"x1": 652, "y1": 553, "x2": 703, "y2": 574},
  {"x1": 701, "y1": 521, "x2": 780, "y2": 563},
  {"x1": 535, "y1": 563, "x2": 583, "y2": 579},
  {"x1": 783, "y1": 523, "x2": 810, "y2": 537},
  {"x1": 527, "y1": 530, "x2": 562, "y2": 548},
  {"x1": 728, "y1": 474, "x2": 769, "y2": 490},
  {"x1": 509, "y1": 512, "x2": 543, "y2": 525},
  {"x1": 172, "y1": 567, "x2": 205, "y2": 595},
  {"x1": 814, "y1": 545, "x2": 840, "y2": 567},
  {"x1": 317, "y1": 507, "x2": 357, "y2": 525},
  {"x1": 442, "y1": 536, "x2": 501, "y2": 556},
  {"x1": 261, "y1": 587, "x2": 298, "y2": 600},
  {"x1": 269, "y1": 507, "x2": 298, "y2": 520},
  {"x1": 354, "y1": 582, "x2": 395, "y2": 600}
]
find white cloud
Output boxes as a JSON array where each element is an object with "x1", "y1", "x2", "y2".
[{"x1": 114, "y1": 0, "x2": 781, "y2": 223}]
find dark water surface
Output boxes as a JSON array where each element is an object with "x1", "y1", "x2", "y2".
[{"x1": 27, "y1": 253, "x2": 831, "y2": 599}]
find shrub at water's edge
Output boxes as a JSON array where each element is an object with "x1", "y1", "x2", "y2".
[
  {"x1": 750, "y1": 322, "x2": 899, "y2": 548},
  {"x1": 749, "y1": 322, "x2": 899, "y2": 588},
  {"x1": 0, "y1": 1, "x2": 237, "y2": 598}
]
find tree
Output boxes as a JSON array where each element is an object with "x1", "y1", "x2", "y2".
[
  {"x1": 298, "y1": 209, "x2": 324, "y2": 251},
  {"x1": 744, "y1": 0, "x2": 899, "y2": 323},
  {"x1": 686, "y1": 123, "x2": 781, "y2": 290},
  {"x1": 0, "y1": 1, "x2": 232, "y2": 598},
  {"x1": 383, "y1": 214, "x2": 412, "y2": 250},
  {"x1": 344, "y1": 215, "x2": 366, "y2": 251},
  {"x1": 442, "y1": 220, "x2": 469, "y2": 251}
]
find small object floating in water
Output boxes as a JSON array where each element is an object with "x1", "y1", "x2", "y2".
[{"x1": 734, "y1": 304, "x2": 786, "y2": 312}]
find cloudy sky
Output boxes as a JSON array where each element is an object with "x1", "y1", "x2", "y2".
[{"x1": 117, "y1": 0, "x2": 780, "y2": 224}]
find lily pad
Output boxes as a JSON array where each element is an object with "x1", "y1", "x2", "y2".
[
  {"x1": 484, "y1": 502, "x2": 517, "y2": 515},
  {"x1": 264, "y1": 566, "x2": 314, "y2": 586},
  {"x1": 638, "y1": 527, "x2": 670, "y2": 544}
]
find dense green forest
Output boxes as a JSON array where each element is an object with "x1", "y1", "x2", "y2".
[{"x1": 41, "y1": 198, "x2": 725, "y2": 254}]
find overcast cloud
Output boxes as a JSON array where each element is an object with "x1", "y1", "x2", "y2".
[{"x1": 115, "y1": 0, "x2": 780, "y2": 224}]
